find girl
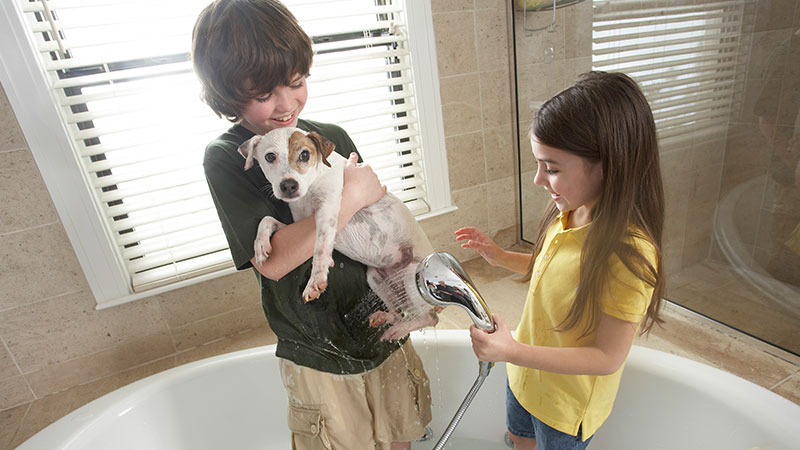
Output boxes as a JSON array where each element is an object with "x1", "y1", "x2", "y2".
[{"x1": 458, "y1": 71, "x2": 664, "y2": 449}]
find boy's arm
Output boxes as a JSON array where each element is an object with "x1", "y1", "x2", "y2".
[{"x1": 252, "y1": 153, "x2": 386, "y2": 280}]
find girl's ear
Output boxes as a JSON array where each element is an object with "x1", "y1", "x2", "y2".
[
  {"x1": 307, "y1": 132, "x2": 336, "y2": 167},
  {"x1": 238, "y1": 135, "x2": 262, "y2": 170}
]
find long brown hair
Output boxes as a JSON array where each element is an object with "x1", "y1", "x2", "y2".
[{"x1": 525, "y1": 71, "x2": 665, "y2": 337}]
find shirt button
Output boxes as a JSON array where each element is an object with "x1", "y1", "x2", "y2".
[
  {"x1": 414, "y1": 368, "x2": 421, "y2": 377},
  {"x1": 311, "y1": 424, "x2": 318, "y2": 434},
  {"x1": 535, "y1": 271, "x2": 541, "y2": 277},
  {"x1": 554, "y1": 239, "x2": 559, "y2": 244},
  {"x1": 543, "y1": 254, "x2": 550, "y2": 260}
]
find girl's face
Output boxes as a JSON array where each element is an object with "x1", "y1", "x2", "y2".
[
  {"x1": 531, "y1": 136, "x2": 604, "y2": 227},
  {"x1": 239, "y1": 73, "x2": 308, "y2": 135}
]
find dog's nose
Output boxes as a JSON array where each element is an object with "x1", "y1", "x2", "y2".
[{"x1": 280, "y1": 178, "x2": 299, "y2": 196}]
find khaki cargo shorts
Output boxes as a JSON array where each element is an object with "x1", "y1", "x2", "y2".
[{"x1": 279, "y1": 339, "x2": 432, "y2": 450}]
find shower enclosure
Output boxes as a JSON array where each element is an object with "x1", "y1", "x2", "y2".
[{"x1": 512, "y1": 0, "x2": 800, "y2": 355}]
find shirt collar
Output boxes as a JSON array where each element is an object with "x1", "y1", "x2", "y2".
[{"x1": 557, "y1": 211, "x2": 591, "y2": 231}]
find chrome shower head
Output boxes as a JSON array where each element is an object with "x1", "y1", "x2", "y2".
[{"x1": 415, "y1": 252, "x2": 494, "y2": 331}]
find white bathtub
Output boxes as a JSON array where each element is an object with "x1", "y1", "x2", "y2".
[{"x1": 18, "y1": 330, "x2": 800, "y2": 450}]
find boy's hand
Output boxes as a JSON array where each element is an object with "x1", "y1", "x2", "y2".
[
  {"x1": 343, "y1": 153, "x2": 386, "y2": 210},
  {"x1": 455, "y1": 227, "x2": 503, "y2": 266}
]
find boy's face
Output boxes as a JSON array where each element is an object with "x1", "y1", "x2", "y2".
[{"x1": 240, "y1": 73, "x2": 308, "y2": 135}]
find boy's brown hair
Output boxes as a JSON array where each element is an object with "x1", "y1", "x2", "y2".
[{"x1": 191, "y1": 0, "x2": 313, "y2": 122}]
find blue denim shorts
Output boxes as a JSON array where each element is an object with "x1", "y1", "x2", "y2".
[{"x1": 506, "y1": 381, "x2": 593, "y2": 450}]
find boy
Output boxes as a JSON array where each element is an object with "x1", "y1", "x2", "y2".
[{"x1": 191, "y1": 1, "x2": 432, "y2": 449}]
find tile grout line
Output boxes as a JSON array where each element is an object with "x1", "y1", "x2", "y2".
[
  {"x1": 0, "y1": 146, "x2": 29, "y2": 154},
  {"x1": 769, "y1": 371, "x2": 797, "y2": 391},
  {"x1": 0, "y1": 288, "x2": 84, "y2": 314},
  {"x1": 9, "y1": 402, "x2": 33, "y2": 448},
  {"x1": 0, "y1": 334, "x2": 37, "y2": 402},
  {"x1": 0, "y1": 219, "x2": 61, "y2": 239}
]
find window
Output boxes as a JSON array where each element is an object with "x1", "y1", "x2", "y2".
[
  {"x1": 0, "y1": 0, "x2": 449, "y2": 308},
  {"x1": 592, "y1": 0, "x2": 746, "y2": 150}
]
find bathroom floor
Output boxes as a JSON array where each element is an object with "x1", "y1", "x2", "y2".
[{"x1": 4, "y1": 256, "x2": 799, "y2": 448}]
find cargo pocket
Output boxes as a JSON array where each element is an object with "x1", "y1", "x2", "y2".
[
  {"x1": 287, "y1": 404, "x2": 333, "y2": 450},
  {"x1": 407, "y1": 365, "x2": 432, "y2": 424}
]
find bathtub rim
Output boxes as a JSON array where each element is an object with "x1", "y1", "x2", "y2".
[{"x1": 17, "y1": 329, "x2": 800, "y2": 450}]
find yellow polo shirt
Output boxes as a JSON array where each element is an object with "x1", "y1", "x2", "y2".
[{"x1": 507, "y1": 212, "x2": 656, "y2": 441}]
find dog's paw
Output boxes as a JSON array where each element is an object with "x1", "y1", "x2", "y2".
[
  {"x1": 254, "y1": 217, "x2": 284, "y2": 265},
  {"x1": 425, "y1": 307, "x2": 441, "y2": 328},
  {"x1": 302, "y1": 254, "x2": 334, "y2": 302},
  {"x1": 254, "y1": 239, "x2": 272, "y2": 265},
  {"x1": 380, "y1": 322, "x2": 414, "y2": 341},
  {"x1": 378, "y1": 308, "x2": 440, "y2": 341},
  {"x1": 368, "y1": 311, "x2": 394, "y2": 328},
  {"x1": 302, "y1": 279, "x2": 328, "y2": 303}
]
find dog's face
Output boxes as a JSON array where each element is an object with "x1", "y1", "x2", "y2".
[{"x1": 238, "y1": 127, "x2": 336, "y2": 202}]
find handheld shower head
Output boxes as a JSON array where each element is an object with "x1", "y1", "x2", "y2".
[
  {"x1": 415, "y1": 252, "x2": 494, "y2": 331},
  {"x1": 414, "y1": 252, "x2": 496, "y2": 449}
]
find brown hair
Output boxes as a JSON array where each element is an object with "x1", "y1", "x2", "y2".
[
  {"x1": 526, "y1": 71, "x2": 665, "y2": 337},
  {"x1": 191, "y1": 0, "x2": 313, "y2": 122}
]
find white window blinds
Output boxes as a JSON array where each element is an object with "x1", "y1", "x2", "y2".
[
  {"x1": 592, "y1": 0, "x2": 746, "y2": 149},
  {"x1": 7, "y1": 0, "x2": 446, "y2": 304}
]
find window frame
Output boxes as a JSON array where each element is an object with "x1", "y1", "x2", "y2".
[{"x1": 0, "y1": 0, "x2": 451, "y2": 309}]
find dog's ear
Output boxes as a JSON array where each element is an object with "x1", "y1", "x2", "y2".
[
  {"x1": 238, "y1": 135, "x2": 262, "y2": 170},
  {"x1": 307, "y1": 132, "x2": 336, "y2": 168}
]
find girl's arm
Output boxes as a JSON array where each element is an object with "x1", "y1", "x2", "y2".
[
  {"x1": 251, "y1": 153, "x2": 386, "y2": 280},
  {"x1": 469, "y1": 312, "x2": 637, "y2": 376},
  {"x1": 455, "y1": 227, "x2": 532, "y2": 274}
]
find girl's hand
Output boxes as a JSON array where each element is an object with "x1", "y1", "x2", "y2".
[
  {"x1": 469, "y1": 314, "x2": 517, "y2": 363},
  {"x1": 342, "y1": 153, "x2": 386, "y2": 210},
  {"x1": 455, "y1": 227, "x2": 504, "y2": 266}
]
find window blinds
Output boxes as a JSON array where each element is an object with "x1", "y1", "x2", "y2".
[
  {"x1": 592, "y1": 0, "x2": 746, "y2": 150},
  {"x1": 18, "y1": 0, "x2": 431, "y2": 294}
]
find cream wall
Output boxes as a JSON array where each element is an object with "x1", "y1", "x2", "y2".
[{"x1": 0, "y1": 0, "x2": 518, "y2": 446}]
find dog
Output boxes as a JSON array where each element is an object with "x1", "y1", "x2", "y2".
[{"x1": 238, "y1": 127, "x2": 439, "y2": 340}]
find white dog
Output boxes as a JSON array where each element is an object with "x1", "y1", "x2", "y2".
[{"x1": 238, "y1": 127, "x2": 439, "y2": 340}]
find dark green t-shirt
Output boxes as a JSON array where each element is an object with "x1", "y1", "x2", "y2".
[{"x1": 203, "y1": 118, "x2": 402, "y2": 374}]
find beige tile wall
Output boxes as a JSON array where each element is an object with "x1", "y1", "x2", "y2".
[
  {"x1": 514, "y1": 1, "x2": 593, "y2": 240},
  {"x1": 0, "y1": 0, "x2": 519, "y2": 446}
]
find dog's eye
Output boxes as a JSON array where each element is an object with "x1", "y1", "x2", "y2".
[
  {"x1": 299, "y1": 150, "x2": 310, "y2": 162},
  {"x1": 265, "y1": 153, "x2": 276, "y2": 163}
]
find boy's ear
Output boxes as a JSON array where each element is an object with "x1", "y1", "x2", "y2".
[
  {"x1": 307, "y1": 132, "x2": 336, "y2": 167},
  {"x1": 238, "y1": 135, "x2": 263, "y2": 170}
]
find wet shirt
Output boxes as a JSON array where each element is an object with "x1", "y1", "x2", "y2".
[
  {"x1": 203, "y1": 119, "x2": 402, "y2": 374},
  {"x1": 507, "y1": 212, "x2": 656, "y2": 441}
]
